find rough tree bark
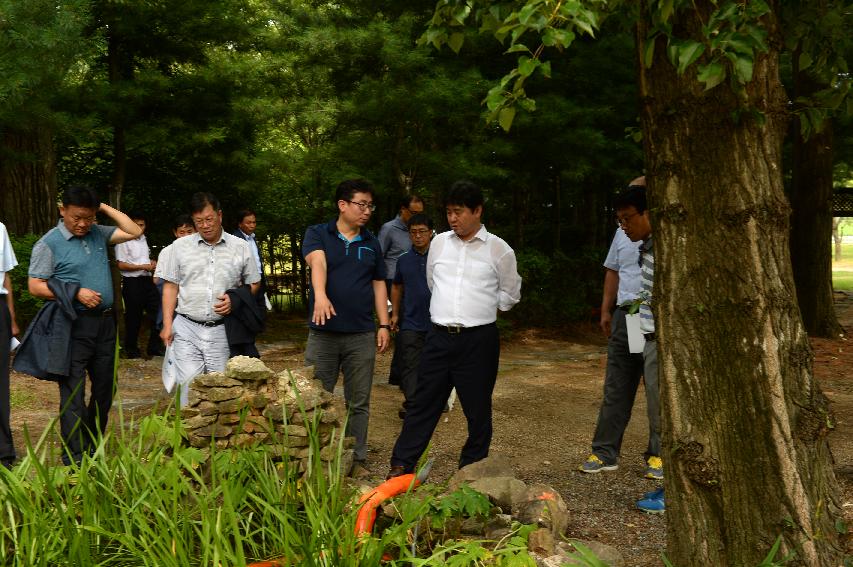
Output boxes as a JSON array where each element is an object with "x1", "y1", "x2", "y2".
[
  {"x1": 789, "y1": 72, "x2": 843, "y2": 337},
  {"x1": 0, "y1": 128, "x2": 58, "y2": 236},
  {"x1": 637, "y1": 2, "x2": 843, "y2": 565}
]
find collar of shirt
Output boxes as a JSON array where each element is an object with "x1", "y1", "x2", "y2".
[
  {"x1": 238, "y1": 229, "x2": 255, "y2": 240},
  {"x1": 410, "y1": 245, "x2": 429, "y2": 256},
  {"x1": 57, "y1": 220, "x2": 75, "y2": 240},
  {"x1": 324, "y1": 218, "x2": 376, "y2": 242},
  {"x1": 391, "y1": 216, "x2": 407, "y2": 231},
  {"x1": 193, "y1": 231, "x2": 226, "y2": 247},
  {"x1": 450, "y1": 223, "x2": 489, "y2": 244}
]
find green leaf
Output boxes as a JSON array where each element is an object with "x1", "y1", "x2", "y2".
[
  {"x1": 518, "y1": 3, "x2": 539, "y2": 25},
  {"x1": 518, "y1": 55, "x2": 538, "y2": 77},
  {"x1": 448, "y1": 32, "x2": 464, "y2": 53},
  {"x1": 697, "y1": 61, "x2": 726, "y2": 90},
  {"x1": 677, "y1": 40, "x2": 705, "y2": 75},
  {"x1": 734, "y1": 55, "x2": 754, "y2": 84},
  {"x1": 498, "y1": 105, "x2": 516, "y2": 132},
  {"x1": 539, "y1": 60, "x2": 551, "y2": 78},
  {"x1": 659, "y1": 0, "x2": 675, "y2": 23},
  {"x1": 798, "y1": 51, "x2": 813, "y2": 71},
  {"x1": 643, "y1": 34, "x2": 657, "y2": 68},
  {"x1": 505, "y1": 43, "x2": 530, "y2": 54}
]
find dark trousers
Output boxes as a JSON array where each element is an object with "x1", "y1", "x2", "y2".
[
  {"x1": 386, "y1": 280, "x2": 404, "y2": 384},
  {"x1": 590, "y1": 308, "x2": 650, "y2": 464},
  {"x1": 391, "y1": 323, "x2": 500, "y2": 471},
  {"x1": 230, "y1": 343, "x2": 260, "y2": 359},
  {"x1": 0, "y1": 301, "x2": 14, "y2": 464},
  {"x1": 398, "y1": 329, "x2": 427, "y2": 411},
  {"x1": 121, "y1": 276, "x2": 161, "y2": 355},
  {"x1": 59, "y1": 313, "x2": 117, "y2": 465}
]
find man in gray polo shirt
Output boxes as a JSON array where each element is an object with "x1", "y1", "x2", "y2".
[
  {"x1": 156, "y1": 192, "x2": 260, "y2": 404},
  {"x1": 26, "y1": 185, "x2": 142, "y2": 465}
]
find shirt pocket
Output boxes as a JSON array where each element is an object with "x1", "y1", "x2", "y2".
[{"x1": 356, "y1": 246, "x2": 376, "y2": 263}]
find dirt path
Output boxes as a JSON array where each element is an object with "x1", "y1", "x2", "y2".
[{"x1": 7, "y1": 294, "x2": 853, "y2": 566}]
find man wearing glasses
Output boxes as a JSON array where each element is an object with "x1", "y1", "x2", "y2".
[
  {"x1": 379, "y1": 195, "x2": 424, "y2": 387},
  {"x1": 156, "y1": 192, "x2": 260, "y2": 404},
  {"x1": 302, "y1": 179, "x2": 392, "y2": 478},
  {"x1": 578, "y1": 178, "x2": 664, "y2": 480},
  {"x1": 389, "y1": 213, "x2": 434, "y2": 420},
  {"x1": 22, "y1": 185, "x2": 142, "y2": 465}
]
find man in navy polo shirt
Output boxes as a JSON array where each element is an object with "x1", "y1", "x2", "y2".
[
  {"x1": 26, "y1": 185, "x2": 142, "y2": 465},
  {"x1": 302, "y1": 178, "x2": 391, "y2": 476},
  {"x1": 389, "y1": 213, "x2": 433, "y2": 420}
]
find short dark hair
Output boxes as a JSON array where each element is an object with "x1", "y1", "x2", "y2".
[
  {"x1": 236, "y1": 209, "x2": 256, "y2": 223},
  {"x1": 407, "y1": 213, "x2": 433, "y2": 230},
  {"x1": 614, "y1": 185, "x2": 647, "y2": 214},
  {"x1": 62, "y1": 185, "x2": 100, "y2": 209},
  {"x1": 334, "y1": 179, "x2": 374, "y2": 204},
  {"x1": 190, "y1": 192, "x2": 221, "y2": 215},
  {"x1": 127, "y1": 210, "x2": 146, "y2": 222},
  {"x1": 399, "y1": 195, "x2": 423, "y2": 210},
  {"x1": 172, "y1": 214, "x2": 193, "y2": 230},
  {"x1": 445, "y1": 180, "x2": 483, "y2": 210}
]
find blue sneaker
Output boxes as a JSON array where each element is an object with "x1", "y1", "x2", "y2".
[
  {"x1": 578, "y1": 454, "x2": 618, "y2": 473},
  {"x1": 637, "y1": 487, "x2": 665, "y2": 514}
]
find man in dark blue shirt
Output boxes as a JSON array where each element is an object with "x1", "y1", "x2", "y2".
[
  {"x1": 390, "y1": 214, "x2": 433, "y2": 420},
  {"x1": 302, "y1": 179, "x2": 391, "y2": 476}
]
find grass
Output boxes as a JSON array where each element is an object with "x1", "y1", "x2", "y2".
[
  {"x1": 832, "y1": 242, "x2": 853, "y2": 292},
  {"x1": 0, "y1": 402, "x2": 543, "y2": 566}
]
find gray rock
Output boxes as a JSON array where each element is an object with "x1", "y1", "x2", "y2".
[
  {"x1": 527, "y1": 528, "x2": 555, "y2": 556},
  {"x1": 468, "y1": 476, "x2": 528, "y2": 513},
  {"x1": 559, "y1": 540, "x2": 625, "y2": 567},
  {"x1": 484, "y1": 513, "x2": 513, "y2": 540},
  {"x1": 184, "y1": 414, "x2": 217, "y2": 430},
  {"x1": 461, "y1": 516, "x2": 486, "y2": 535},
  {"x1": 204, "y1": 386, "x2": 245, "y2": 402},
  {"x1": 193, "y1": 372, "x2": 242, "y2": 388},
  {"x1": 225, "y1": 356, "x2": 274, "y2": 381},
  {"x1": 448, "y1": 455, "x2": 514, "y2": 490},
  {"x1": 516, "y1": 484, "x2": 569, "y2": 537}
]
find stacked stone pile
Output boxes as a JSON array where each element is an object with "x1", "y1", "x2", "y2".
[{"x1": 180, "y1": 356, "x2": 354, "y2": 473}]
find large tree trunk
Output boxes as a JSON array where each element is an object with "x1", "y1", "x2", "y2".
[
  {"x1": 789, "y1": 70, "x2": 843, "y2": 337},
  {"x1": 0, "y1": 127, "x2": 57, "y2": 236},
  {"x1": 637, "y1": 3, "x2": 842, "y2": 565}
]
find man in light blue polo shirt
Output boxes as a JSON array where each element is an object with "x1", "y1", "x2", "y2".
[
  {"x1": 302, "y1": 178, "x2": 391, "y2": 477},
  {"x1": 25, "y1": 185, "x2": 142, "y2": 465},
  {"x1": 579, "y1": 177, "x2": 662, "y2": 480}
]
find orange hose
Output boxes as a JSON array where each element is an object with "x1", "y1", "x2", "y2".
[{"x1": 354, "y1": 473, "x2": 420, "y2": 536}]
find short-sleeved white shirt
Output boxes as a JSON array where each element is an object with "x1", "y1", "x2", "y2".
[{"x1": 0, "y1": 222, "x2": 19, "y2": 295}]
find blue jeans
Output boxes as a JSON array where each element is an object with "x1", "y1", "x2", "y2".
[{"x1": 304, "y1": 329, "x2": 376, "y2": 461}]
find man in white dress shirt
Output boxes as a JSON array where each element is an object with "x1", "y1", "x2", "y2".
[
  {"x1": 388, "y1": 180, "x2": 521, "y2": 477},
  {"x1": 115, "y1": 211, "x2": 162, "y2": 358},
  {"x1": 0, "y1": 221, "x2": 19, "y2": 469}
]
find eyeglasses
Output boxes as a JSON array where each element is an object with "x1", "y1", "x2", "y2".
[
  {"x1": 409, "y1": 229, "x2": 431, "y2": 236},
  {"x1": 68, "y1": 215, "x2": 96, "y2": 225},
  {"x1": 616, "y1": 211, "x2": 640, "y2": 227},
  {"x1": 347, "y1": 200, "x2": 376, "y2": 212},
  {"x1": 193, "y1": 216, "x2": 219, "y2": 227}
]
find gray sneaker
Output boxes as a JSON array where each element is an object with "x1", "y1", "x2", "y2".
[{"x1": 578, "y1": 454, "x2": 618, "y2": 473}]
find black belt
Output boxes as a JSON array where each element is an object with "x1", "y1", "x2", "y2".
[
  {"x1": 644, "y1": 332, "x2": 656, "y2": 341},
  {"x1": 180, "y1": 313, "x2": 225, "y2": 327},
  {"x1": 618, "y1": 305, "x2": 632, "y2": 312},
  {"x1": 78, "y1": 308, "x2": 114, "y2": 318},
  {"x1": 432, "y1": 322, "x2": 495, "y2": 335}
]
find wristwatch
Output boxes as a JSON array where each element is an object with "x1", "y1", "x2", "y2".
[{"x1": 378, "y1": 324, "x2": 391, "y2": 330}]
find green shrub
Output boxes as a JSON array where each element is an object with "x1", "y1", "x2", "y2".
[
  {"x1": 8, "y1": 233, "x2": 43, "y2": 329},
  {"x1": 512, "y1": 247, "x2": 604, "y2": 324}
]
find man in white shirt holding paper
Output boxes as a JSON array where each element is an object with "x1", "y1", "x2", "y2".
[
  {"x1": 0, "y1": 221, "x2": 19, "y2": 469},
  {"x1": 387, "y1": 180, "x2": 521, "y2": 478}
]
